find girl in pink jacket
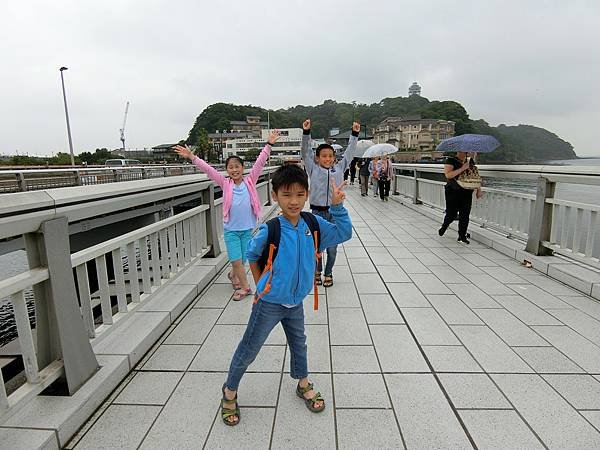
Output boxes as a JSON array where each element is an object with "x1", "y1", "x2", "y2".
[{"x1": 174, "y1": 130, "x2": 280, "y2": 300}]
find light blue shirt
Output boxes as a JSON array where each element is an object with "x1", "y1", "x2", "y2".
[{"x1": 224, "y1": 182, "x2": 257, "y2": 231}]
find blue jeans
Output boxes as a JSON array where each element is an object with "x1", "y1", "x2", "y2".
[
  {"x1": 312, "y1": 209, "x2": 337, "y2": 277},
  {"x1": 225, "y1": 301, "x2": 307, "y2": 391}
]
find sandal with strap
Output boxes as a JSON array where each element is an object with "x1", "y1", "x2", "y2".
[
  {"x1": 232, "y1": 287, "x2": 252, "y2": 301},
  {"x1": 221, "y1": 385, "x2": 240, "y2": 426},
  {"x1": 296, "y1": 382, "x2": 325, "y2": 413},
  {"x1": 314, "y1": 272, "x2": 322, "y2": 286},
  {"x1": 227, "y1": 271, "x2": 241, "y2": 290},
  {"x1": 322, "y1": 275, "x2": 333, "y2": 288}
]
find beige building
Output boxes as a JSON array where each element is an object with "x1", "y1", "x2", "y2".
[{"x1": 373, "y1": 116, "x2": 455, "y2": 157}]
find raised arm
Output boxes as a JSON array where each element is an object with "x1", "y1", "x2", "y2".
[
  {"x1": 317, "y1": 179, "x2": 352, "y2": 249},
  {"x1": 173, "y1": 144, "x2": 227, "y2": 188},
  {"x1": 338, "y1": 121, "x2": 361, "y2": 173},
  {"x1": 300, "y1": 119, "x2": 315, "y2": 174},
  {"x1": 248, "y1": 130, "x2": 280, "y2": 184}
]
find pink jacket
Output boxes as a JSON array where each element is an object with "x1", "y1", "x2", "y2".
[{"x1": 191, "y1": 144, "x2": 271, "y2": 223}]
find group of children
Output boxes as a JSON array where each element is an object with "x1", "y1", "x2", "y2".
[{"x1": 174, "y1": 119, "x2": 358, "y2": 426}]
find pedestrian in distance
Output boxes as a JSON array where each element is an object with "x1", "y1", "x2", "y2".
[
  {"x1": 173, "y1": 129, "x2": 281, "y2": 300},
  {"x1": 438, "y1": 151, "x2": 483, "y2": 243},
  {"x1": 349, "y1": 157, "x2": 358, "y2": 185},
  {"x1": 358, "y1": 158, "x2": 371, "y2": 196},
  {"x1": 220, "y1": 164, "x2": 352, "y2": 426},
  {"x1": 369, "y1": 156, "x2": 380, "y2": 197},
  {"x1": 301, "y1": 118, "x2": 360, "y2": 287},
  {"x1": 373, "y1": 155, "x2": 392, "y2": 201}
]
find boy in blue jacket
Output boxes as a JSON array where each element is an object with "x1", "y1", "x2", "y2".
[{"x1": 220, "y1": 164, "x2": 352, "y2": 426}]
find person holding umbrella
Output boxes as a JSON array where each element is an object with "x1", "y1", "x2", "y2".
[{"x1": 436, "y1": 134, "x2": 500, "y2": 244}]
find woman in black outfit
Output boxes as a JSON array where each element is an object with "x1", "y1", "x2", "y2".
[{"x1": 438, "y1": 151, "x2": 483, "y2": 243}]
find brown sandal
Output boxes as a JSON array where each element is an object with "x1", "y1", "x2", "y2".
[
  {"x1": 323, "y1": 275, "x2": 333, "y2": 288},
  {"x1": 314, "y1": 272, "x2": 322, "y2": 286},
  {"x1": 296, "y1": 382, "x2": 325, "y2": 413},
  {"x1": 232, "y1": 288, "x2": 251, "y2": 301},
  {"x1": 221, "y1": 385, "x2": 240, "y2": 426}
]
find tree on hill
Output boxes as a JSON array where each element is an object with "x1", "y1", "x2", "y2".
[{"x1": 183, "y1": 95, "x2": 576, "y2": 163}]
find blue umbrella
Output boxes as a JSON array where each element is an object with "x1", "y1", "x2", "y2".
[{"x1": 436, "y1": 134, "x2": 501, "y2": 153}]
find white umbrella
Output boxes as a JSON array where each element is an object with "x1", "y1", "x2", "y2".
[
  {"x1": 331, "y1": 144, "x2": 343, "y2": 151},
  {"x1": 355, "y1": 140, "x2": 375, "y2": 157},
  {"x1": 362, "y1": 143, "x2": 398, "y2": 158}
]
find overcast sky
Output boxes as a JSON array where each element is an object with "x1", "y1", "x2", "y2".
[{"x1": 1, "y1": 0, "x2": 599, "y2": 157}]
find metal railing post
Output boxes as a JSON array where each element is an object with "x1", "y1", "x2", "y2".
[
  {"x1": 525, "y1": 176, "x2": 555, "y2": 256},
  {"x1": 392, "y1": 168, "x2": 399, "y2": 195},
  {"x1": 16, "y1": 172, "x2": 27, "y2": 192},
  {"x1": 412, "y1": 169, "x2": 421, "y2": 204},
  {"x1": 24, "y1": 217, "x2": 99, "y2": 394},
  {"x1": 266, "y1": 171, "x2": 272, "y2": 206},
  {"x1": 201, "y1": 185, "x2": 222, "y2": 258},
  {"x1": 74, "y1": 170, "x2": 82, "y2": 186}
]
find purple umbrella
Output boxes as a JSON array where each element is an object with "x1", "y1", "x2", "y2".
[{"x1": 436, "y1": 134, "x2": 501, "y2": 153}]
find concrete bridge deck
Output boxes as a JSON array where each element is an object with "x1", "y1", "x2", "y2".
[{"x1": 66, "y1": 186, "x2": 600, "y2": 449}]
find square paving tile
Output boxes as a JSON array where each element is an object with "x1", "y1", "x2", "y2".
[
  {"x1": 513, "y1": 347, "x2": 585, "y2": 374},
  {"x1": 353, "y1": 273, "x2": 388, "y2": 294},
  {"x1": 334, "y1": 374, "x2": 390, "y2": 408},
  {"x1": 164, "y1": 309, "x2": 221, "y2": 345},
  {"x1": 491, "y1": 295, "x2": 562, "y2": 325},
  {"x1": 438, "y1": 373, "x2": 511, "y2": 409},
  {"x1": 385, "y1": 373, "x2": 472, "y2": 449},
  {"x1": 329, "y1": 308, "x2": 371, "y2": 345},
  {"x1": 542, "y1": 374, "x2": 600, "y2": 409},
  {"x1": 114, "y1": 371, "x2": 182, "y2": 405},
  {"x1": 205, "y1": 407, "x2": 274, "y2": 449},
  {"x1": 452, "y1": 325, "x2": 533, "y2": 373},
  {"x1": 492, "y1": 374, "x2": 600, "y2": 449},
  {"x1": 448, "y1": 284, "x2": 501, "y2": 308},
  {"x1": 348, "y1": 257, "x2": 377, "y2": 273},
  {"x1": 360, "y1": 294, "x2": 404, "y2": 324},
  {"x1": 326, "y1": 282, "x2": 361, "y2": 308},
  {"x1": 427, "y1": 295, "x2": 483, "y2": 325},
  {"x1": 271, "y1": 374, "x2": 335, "y2": 449},
  {"x1": 408, "y1": 274, "x2": 452, "y2": 295},
  {"x1": 388, "y1": 283, "x2": 430, "y2": 307},
  {"x1": 473, "y1": 309, "x2": 549, "y2": 346},
  {"x1": 331, "y1": 345, "x2": 380, "y2": 373},
  {"x1": 335, "y1": 409, "x2": 404, "y2": 449},
  {"x1": 370, "y1": 325, "x2": 429, "y2": 372},
  {"x1": 140, "y1": 344, "x2": 200, "y2": 371},
  {"x1": 532, "y1": 326, "x2": 600, "y2": 372},
  {"x1": 422, "y1": 345, "x2": 483, "y2": 373},
  {"x1": 402, "y1": 308, "x2": 461, "y2": 345},
  {"x1": 459, "y1": 410, "x2": 544, "y2": 449},
  {"x1": 77, "y1": 404, "x2": 161, "y2": 450}
]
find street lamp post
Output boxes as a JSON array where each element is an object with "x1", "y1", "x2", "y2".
[{"x1": 59, "y1": 67, "x2": 75, "y2": 166}]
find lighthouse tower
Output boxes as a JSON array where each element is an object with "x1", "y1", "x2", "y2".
[{"x1": 408, "y1": 82, "x2": 421, "y2": 96}]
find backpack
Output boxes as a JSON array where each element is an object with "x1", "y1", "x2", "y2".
[{"x1": 254, "y1": 212, "x2": 322, "y2": 309}]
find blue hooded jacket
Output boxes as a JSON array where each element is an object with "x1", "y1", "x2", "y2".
[{"x1": 247, "y1": 204, "x2": 352, "y2": 305}]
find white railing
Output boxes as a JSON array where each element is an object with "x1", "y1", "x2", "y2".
[
  {"x1": 392, "y1": 163, "x2": 600, "y2": 268},
  {"x1": 0, "y1": 166, "x2": 276, "y2": 420},
  {"x1": 0, "y1": 164, "x2": 211, "y2": 193},
  {"x1": 0, "y1": 269, "x2": 64, "y2": 418},
  {"x1": 71, "y1": 204, "x2": 210, "y2": 341}
]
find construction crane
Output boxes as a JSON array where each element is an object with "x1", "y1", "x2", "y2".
[{"x1": 119, "y1": 101, "x2": 130, "y2": 151}]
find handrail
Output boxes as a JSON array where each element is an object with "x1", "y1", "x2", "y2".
[{"x1": 391, "y1": 163, "x2": 600, "y2": 268}]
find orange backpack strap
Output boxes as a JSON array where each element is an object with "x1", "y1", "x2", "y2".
[
  {"x1": 253, "y1": 243, "x2": 276, "y2": 304},
  {"x1": 312, "y1": 230, "x2": 321, "y2": 310}
]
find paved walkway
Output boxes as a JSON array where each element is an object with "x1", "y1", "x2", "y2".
[{"x1": 68, "y1": 186, "x2": 600, "y2": 449}]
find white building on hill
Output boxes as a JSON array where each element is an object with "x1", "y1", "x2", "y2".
[{"x1": 223, "y1": 128, "x2": 303, "y2": 162}]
